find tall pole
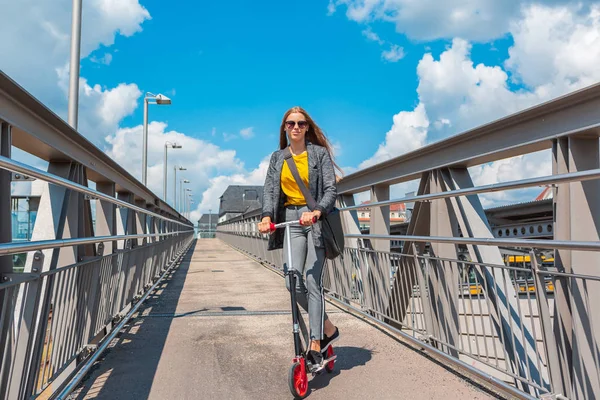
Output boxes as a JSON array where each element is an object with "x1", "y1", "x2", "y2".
[
  {"x1": 68, "y1": 0, "x2": 82, "y2": 128},
  {"x1": 163, "y1": 144, "x2": 168, "y2": 201},
  {"x1": 142, "y1": 98, "x2": 148, "y2": 185},
  {"x1": 173, "y1": 166, "x2": 177, "y2": 209}
]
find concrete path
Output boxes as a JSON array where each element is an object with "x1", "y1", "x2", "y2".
[{"x1": 72, "y1": 239, "x2": 501, "y2": 400}]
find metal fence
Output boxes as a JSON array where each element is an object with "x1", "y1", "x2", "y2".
[
  {"x1": 217, "y1": 82, "x2": 600, "y2": 400},
  {"x1": 0, "y1": 71, "x2": 195, "y2": 399}
]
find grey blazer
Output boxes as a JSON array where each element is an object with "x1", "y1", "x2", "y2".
[{"x1": 261, "y1": 141, "x2": 338, "y2": 251}]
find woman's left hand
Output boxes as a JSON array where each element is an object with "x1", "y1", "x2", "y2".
[{"x1": 300, "y1": 210, "x2": 321, "y2": 226}]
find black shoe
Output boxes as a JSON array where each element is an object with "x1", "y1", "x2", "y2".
[
  {"x1": 307, "y1": 349, "x2": 324, "y2": 367},
  {"x1": 320, "y1": 327, "x2": 340, "y2": 353}
]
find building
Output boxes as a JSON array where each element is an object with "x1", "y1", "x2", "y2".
[
  {"x1": 198, "y1": 213, "x2": 218, "y2": 238},
  {"x1": 217, "y1": 185, "x2": 263, "y2": 223},
  {"x1": 11, "y1": 179, "x2": 43, "y2": 271},
  {"x1": 356, "y1": 201, "x2": 408, "y2": 230}
]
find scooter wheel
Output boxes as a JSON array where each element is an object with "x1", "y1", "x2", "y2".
[
  {"x1": 325, "y1": 346, "x2": 335, "y2": 373},
  {"x1": 288, "y1": 361, "x2": 308, "y2": 399}
]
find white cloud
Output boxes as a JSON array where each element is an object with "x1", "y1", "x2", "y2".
[
  {"x1": 382, "y1": 44, "x2": 405, "y2": 62},
  {"x1": 351, "y1": 3, "x2": 600, "y2": 208},
  {"x1": 328, "y1": 0, "x2": 596, "y2": 42},
  {"x1": 190, "y1": 155, "x2": 272, "y2": 222},
  {"x1": 54, "y1": 63, "x2": 142, "y2": 145},
  {"x1": 469, "y1": 151, "x2": 552, "y2": 207},
  {"x1": 240, "y1": 127, "x2": 255, "y2": 139},
  {"x1": 90, "y1": 53, "x2": 113, "y2": 65},
  {"x1": 223, "y1": 132, "x2": 236, "y2": 141},
  {"x1": 104, "y1": 121, "x2": 244, "y2": 216},
  {"x1": 362, "y1": 27, "x2": 384, "y2": 44},
  {"x1": 359, "y1": 103, "x2": 429, "y2": 169},
  {"x1": 505, "y1": 3, "x2": 600, "y2": 92}
]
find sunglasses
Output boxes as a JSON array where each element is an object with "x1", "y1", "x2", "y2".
[{"x1": 285, "y1": 120, "x2": 308, "y2": 129}]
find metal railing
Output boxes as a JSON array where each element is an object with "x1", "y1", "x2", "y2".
[
  {"x1": 217, "y1": 81, "x2": 600, "y2": 400},
  {"x1": 0, "y1": 71, "x2": 195, "y2": 399}
]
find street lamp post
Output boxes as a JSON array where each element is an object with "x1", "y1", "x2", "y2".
[
  {"x1": 163, "y1": 142, "x2": 181, "y2": 202},
  {"x1": 180, "y1": 179, "x2": 190, "y2": 213},
  {"x1": 185, "y1": 189, "x2": 192, "y2": 218},
  {"x1": 68, "y1": 0, "x2": 82, "y2": 129},
  {"x1": 142, "y1": 92, "x2": 172, "y2": 186},
  {"x1": 182, "y1": 188, "x2": 192, "y2": 218},
  {"x1": 174, "y1": 166, "x2": 186, "y2": 211}
]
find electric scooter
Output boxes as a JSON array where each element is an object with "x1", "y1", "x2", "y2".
[{"x1": 269, "y1": 217, "x2": 336, "y2": 399}]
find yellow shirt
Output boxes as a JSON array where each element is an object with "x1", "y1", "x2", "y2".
[{"x1": 281, "y1": 151, "x2": 309, "y2": 206}]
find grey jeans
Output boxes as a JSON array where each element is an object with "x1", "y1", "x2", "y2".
[{"x1": 283, "y1": 205, "x2": 328, "y2": 340}]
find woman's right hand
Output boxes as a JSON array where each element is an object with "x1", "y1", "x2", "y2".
[{"x1": 258, "y1": 217, "x2": 272, "y2": 234}]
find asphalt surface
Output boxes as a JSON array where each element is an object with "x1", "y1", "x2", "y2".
[{"x1": 71, "y1": 239, "x2": 500, "y2": 400}]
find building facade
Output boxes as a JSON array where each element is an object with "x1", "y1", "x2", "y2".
[
  {"x1": 217, "y1": 185, "x2": 263, "y2": 223},
  {"x1": 198, "y1": 213, "x2": 218, "y2": 238}
]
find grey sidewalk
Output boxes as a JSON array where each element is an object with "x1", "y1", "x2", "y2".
[{"x1": 72, "y1": 239, "x2": 500, "y2": 399}]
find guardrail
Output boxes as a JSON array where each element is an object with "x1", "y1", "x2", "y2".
[
  {"x1": 0, "y1": 71, "x2": 195, "y2": 399},
  {"x1": 217, "y1": 81, "x2": 600, "y2": 400}
]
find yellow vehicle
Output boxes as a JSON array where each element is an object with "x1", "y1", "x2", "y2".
[{"x1": 460, "y1": 254, "x2": 555, "y2": 295}]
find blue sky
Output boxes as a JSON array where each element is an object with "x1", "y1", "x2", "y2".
[
  {"x1": 3, "y1": 0, "x2": 600, "y2": 219},
  {"x1": 81, "y1": 1, "x2": 427, "y2": 168}
]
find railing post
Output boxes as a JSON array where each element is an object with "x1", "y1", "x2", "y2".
[
  {"x1": 116, "y1": 192, "x2": 134, "y2": 251},
  {"x1": 369, "y1": 185, "x2": 390, "y2": 253},
  {"x1": 426, "y1": 170, "x2": 460, "y2": 357},
  {"x1": 553, "y1": 136, "x2": 600, "y2": 399},
  {"x1": 530, "y1": 250, "x2": 563, "y2": 396},
  {"x1": 96, "y1": 183, "x2": 116, "y2": 255},
  {"x1": 412, "y1": 243, "x2": 435, "y2": 342},
  {"x1": 552, "y1": 137, "x2": 572, "y2": 397},
  {"x1": 0, "y1": 121, "x2": 12, "y2": 399},
  {"x1": 0, "y1": 122, "x2": 11, "y2": 276},
  {"x1": 134, "y1": 199, "x2": 147, "y2": 247}
]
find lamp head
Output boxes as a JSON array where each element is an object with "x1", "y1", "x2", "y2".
[{"x1": 155, "y1": 94, "x2": 172, "y2": 105}]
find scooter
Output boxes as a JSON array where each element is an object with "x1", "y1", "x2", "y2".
[{"x1": 269, "y1": 217, "x2": 336, "y2": 399}]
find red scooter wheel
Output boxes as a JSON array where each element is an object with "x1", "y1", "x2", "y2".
[
  {"x1": 289, "y1": 360, "x2": 308, "y2": 399},
  {"x1": 325, "y1": 346, "x2": 335, "y2": 373}
]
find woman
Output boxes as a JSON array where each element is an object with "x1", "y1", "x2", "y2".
[{"x1": 258, "y1": 106, "x2": 341, "y2": 367}]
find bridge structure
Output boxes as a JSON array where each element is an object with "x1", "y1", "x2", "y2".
[{"x1": 0, "y1": 66, "x2": 599, "y2": 400}]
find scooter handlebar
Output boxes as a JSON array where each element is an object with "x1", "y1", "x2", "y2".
[{"x1": 268, "y1": 216, "x2": 317, "y2": 232}]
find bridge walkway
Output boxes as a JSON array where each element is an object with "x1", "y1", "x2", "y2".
[{"x1": 71, "y1": 239, "x2": 499, "y2": 399}]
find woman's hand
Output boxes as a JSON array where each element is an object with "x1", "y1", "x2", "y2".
[
  {"x1": 258, "y1": 217, "x2": 272, "y2": 234},
  {"x1": 300, "y1": 210, "x2": 321, "y2": 226}
]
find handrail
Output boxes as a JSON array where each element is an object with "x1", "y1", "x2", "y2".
[
  {"x1": 0, "y1": 156, "x2": 193, "y2": 228},
  {"x1": 344, "y1": 233, "x2": 600, "y2": 251},
  {"x1": 339, "y1": 168, "x2": 600, "y2": 212},
  {"x1": 0, "y1": 230, "x2": 194, "y2": 256}
]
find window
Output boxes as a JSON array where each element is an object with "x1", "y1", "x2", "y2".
[{"x1": 244, "y1": 190, "x2": 258, "y2": 201}]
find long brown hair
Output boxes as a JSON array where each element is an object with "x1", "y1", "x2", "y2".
[{"x1": 279, "y1": 106, "x2": 343, "y2": 176}]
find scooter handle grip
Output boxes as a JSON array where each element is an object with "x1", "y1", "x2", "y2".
[
  {"x1": 299, "y1": 216, "x2": 318, "y2": 225},
  {"x1": 269, "y1": 222, "x2": 276, "y2": 232}
]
